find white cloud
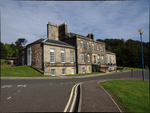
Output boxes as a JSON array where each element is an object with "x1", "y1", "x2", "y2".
[{"x1": 0, "y1": 0, "x2": 149, "y2": 45}]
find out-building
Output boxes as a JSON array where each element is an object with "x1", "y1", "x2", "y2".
[{"x1": 18, "y1": 22, "x2": 117, "y2": 76}]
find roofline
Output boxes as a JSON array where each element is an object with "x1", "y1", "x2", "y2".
[
  {"x1": 70, "y1": 32, "x2": 105, "y2": 44},
  {"x1": 43, "y1": 42, "x2": 75, "y2": 49}
]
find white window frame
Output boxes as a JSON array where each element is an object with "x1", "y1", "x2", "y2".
[
  {"x1": 51, "y1": 69, "x2": 55, "y2": 76},
  {"x1": 92, "y1": 44, "x2": 94, "y2": 50},
  {"x1": 81, "y1": 41, "x2": 83, "y2": 48},
  {"x1": 87, "y1": 42, "x2": 89, "y2": 49},
  {"x1": 71, "y1": 68, "x2": 75, "y2": 74},
  {"x1": 98, "y1": 55, "x2": 100, "y2": 62},
  {"x1": 62, "y1": 69, "x2": 66, "y2": 75},
  {"x1": 61, "y1": 50, "x2": 65, "y2": 63},
  {"x1": 27, "y1": 47, "x2": 31, "y2": 65},
  {"x1": 110, "y1": 56, "x2": 111, "y2": 63},
  {"x1": 113, "y1": 56, "x2": 115, "y2": 64},
  {"x1": 82, "y1": 54, "x2": 84, "y2": 62},
  {"x1": 97, "y1": 45, "x2": 99, "y2": 50},
  {"x1": 82, "y1": 67, "x2": 85, "y2": 73},
  {"x1": 50, "y1": 49, "x2": 55, "y2": 63},
  {"x1": 89, "y1": 67, "x2": 91, "y2": 73},
  {"x1": 70, "y1": 51, "x2": 74, "y2": 63},
  {"x1": 87, "y1": 54, "x2": 90, "y2": 62},
  {"x1": 101, "y1": 45, "x2": 103, "y2": 51},
  {"x1": 102, "y1": 55, "x2": 104, "y2": 62}
]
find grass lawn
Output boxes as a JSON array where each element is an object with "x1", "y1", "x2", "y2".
[
  {"x1": 117, "y1": 66, "x2": 149, "y2": 70},
  {"x1": 101, "y1": 80, "x2": 149, "y2": 112},
  {"x1": 0, "y1": 59, "x2": 6, "y2": 63},
  {"x1": 1, "y1": 65, "x2": 46, "y2": 77},
  {"x1": 62, "y1": 72, "x2": 102, "y2": 76}
]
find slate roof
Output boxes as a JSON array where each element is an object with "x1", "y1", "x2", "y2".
[
  {"x1": 43, "y1": 38, "x2": 75, "y2": 48},
  {"x1": 69, "y1": 32, "x2": 105, "y2": 44},
  {"x1": 27, "y1": 38, "x2": 45, "y2": 46},
  {"x1": 106, "y1": 50, "x2": 115, "y2": 54}
]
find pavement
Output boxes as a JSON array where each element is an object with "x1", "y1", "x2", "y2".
[{"x1": 81, "y1": 77, "x2": 149, "y2": 112}]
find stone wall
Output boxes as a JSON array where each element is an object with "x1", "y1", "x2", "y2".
[
  {"x1": 43, "y1": 44, "x2": 76, "y2": 75},
  {"x1": 59, "y1": 23, "x2": 68, "y2": 41},
  {"x1": 31, "y1": 43, "x2": 43, "y2": 70},
  {"x1": 77, "y1": 37, "x2": 106, "y2": 73},
  {"x1": 47, "y1": 22, "x2": 59, "y2": 40},
  {"x1": 44, "y1": 66, "x2": 76, "y2": 76},
  {"x1": 106, "y1": 53, "x2": 117, "y2": 70}
]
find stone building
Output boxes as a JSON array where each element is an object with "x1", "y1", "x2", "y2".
[
  {"x1": 18, "y1": 22, "x2": 117, "y2": 76},
  {"x1": 105, "y1": 50, "x2": 117, "y2": 71}
]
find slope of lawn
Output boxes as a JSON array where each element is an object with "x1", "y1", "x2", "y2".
[
  {"x1": 101, "y1": 80, "x2": 149, "y2": 112},
  {"x1": 1, "y1": 65, "x2": 45, "y2": 77}
]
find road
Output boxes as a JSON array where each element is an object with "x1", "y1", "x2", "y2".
[{"x1": 0, "y1": 70, "x2": 149, "y2": 112}]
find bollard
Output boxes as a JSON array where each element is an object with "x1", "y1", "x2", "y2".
[{"x1": 131, "y1": 69, "x2": 133, "y2": 78}]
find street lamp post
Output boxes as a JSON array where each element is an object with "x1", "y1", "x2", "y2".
[{"x1": 138, "y1": 29, "x2": 145, "y2": 81}]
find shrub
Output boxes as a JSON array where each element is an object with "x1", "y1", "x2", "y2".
[{"x1": 7, "y1": 61, "x2": 11, "y2": 65}]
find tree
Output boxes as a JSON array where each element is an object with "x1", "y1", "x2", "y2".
[
  {"x1": 5, "y1": 43, "x2": 18, "y2": 57},
  {"x1": 0, "y1": 42, "x2": 7, "y2": 59},
  {"x1": 15, "y1": 38, "x2": 27, "y2": 50},
  {"x1": 96, "y1": 38, "x2": 149, "y2": 69}
]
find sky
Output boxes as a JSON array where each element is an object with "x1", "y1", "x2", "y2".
[{"x1": 0, "y1": 0, "x2": 149, "y2": 45}]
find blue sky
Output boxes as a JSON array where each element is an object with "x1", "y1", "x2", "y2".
[{"x1": 0, "y1": 0, "x2": 149, "y2": 45}]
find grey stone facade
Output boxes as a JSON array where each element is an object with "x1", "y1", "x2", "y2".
[{"x1": 18, "y1": 22, "x2": 117, "y2": 76}]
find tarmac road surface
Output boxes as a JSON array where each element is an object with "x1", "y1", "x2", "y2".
[{"x1": 0, "y1": 70, "x2": 149, "y2": 112}]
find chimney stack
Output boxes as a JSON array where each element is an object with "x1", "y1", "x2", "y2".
[
  {"x1": 87, "y1": 33, "x2": 94, "y2": 40},
  {"x1": 47, "y1": 22, "x2": 59, "y2": 40}
]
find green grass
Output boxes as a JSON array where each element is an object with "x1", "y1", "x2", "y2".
[
  {"x1": 62, "y1": 72, "x2": 102, "y2": 76},
  {"x1": 117, "y1": 66, "x2": 149, "y2": 70},
  {"x1": 1, "y1": 65, "x2": 46, "y2": 77},
  {"x1": 0, "y1": 59, "x2": 6, "y2": 63},
  {"x1": 101, "y1": 80, "x2": 149, "y2": 112}
]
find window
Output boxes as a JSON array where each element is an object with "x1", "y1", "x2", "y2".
[
  {"x1": 97, "y1": 45, "x2": 99, "y2": 50},
  {"x1": 102, "y1": 55, "x2": 104, "y2": 62},
  {"x1": 92, "y1": 44, "x2": 94, "y2": 50},
  {"x1": 113, "y1": 56, "x2": 115, "y2": 64},
  {"x1": 110, "y1": 56, "x2": 111, "y2": 63},
  {"x1": 51, "y1": 69, "x2": 55, "y2": 76},
  {"x1": 87, "y1": 42, "x2": 89, "y2": 49},
  {"x1": 70, "y1": 51, "x2": 74, "y2": 63},
  {"x1": 94, "y1": 55, "x2": 96, "y2": 63},
  {"x1": 82, "y1": 54, "x2": 84, "y2": 62},
  {"x1": 82, "y1": 67, "x2": 85, "y2": 73},
  {"x1": 62, "y1": 69, "x2": 66, "y2": 75},
  {"x1": 87, "y1": 54, "x2": 90, "y2": 62},
  {"x1": 71, "y1": 68, "x2": 74, "y2": 74},
  {"x1": 81, "y1": 41, "x2": 83, "y2": 48},
  {"x1": 50, "y1": 49, "x2": 55, "y2": 63},
  {"x1": 89, "y1": 67, "x2": 91, "y2": 73},
  {"x1": 61, "y1": 50, "x2": 65, "y2": 63},
  {"x1": 106, "y1": 55, "x2": 108, "y2": 63},
  {"x1": 98, "y1": 55, "x2": 100, "y2": 62},
  {"x1": 101, "y1": 45, "x2": 103, "y2": 51}
]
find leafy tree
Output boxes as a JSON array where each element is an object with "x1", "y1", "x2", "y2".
[
  {"x1": 5, "y1": 43, "x2": 18, "y2": 57},
  {"x1": 96, "y1": 38, "x2": 149, "y2": 69},
  {"x1": 15, "y1": 38, "x2": 27, "y2": 50},
  {"x1": 0, "y1": 42, "x2": 7, "y2": 59}
]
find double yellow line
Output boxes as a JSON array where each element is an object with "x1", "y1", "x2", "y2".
[{"x1": 64, "y1": 82, "x2": 82, "y2": 112}]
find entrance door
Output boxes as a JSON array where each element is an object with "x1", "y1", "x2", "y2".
[{"x1": 27, "y1": 47, "x2": 31, "y2": 65}]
